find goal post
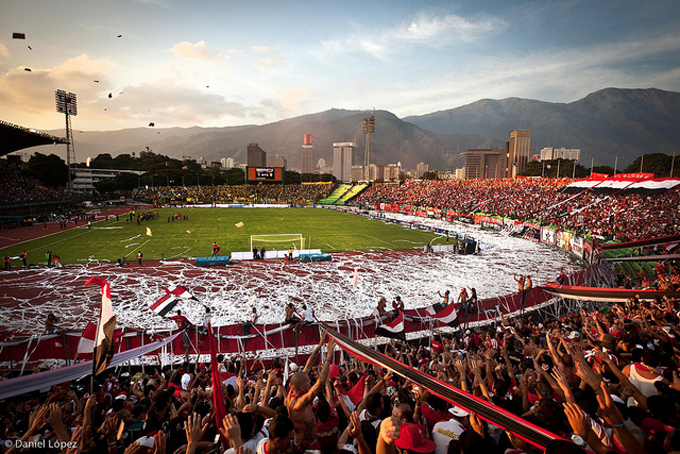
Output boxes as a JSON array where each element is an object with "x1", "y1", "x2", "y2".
[{"x1": 250, "y1": 234, "x2": 305, "y2": 252}]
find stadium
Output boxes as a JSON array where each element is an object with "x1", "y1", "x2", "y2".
[{"x1": 2, "y1": 125, "x2": 680, "y2": 453}]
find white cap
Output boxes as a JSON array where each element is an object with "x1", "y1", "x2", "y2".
[
  {"x1": 289, "y1": 362, "x2": 298, "y2": 372},
  {"x1": 181, "y1": 373, "x2": 191, "y2": 390},
  {"x1": 568, "y1": 331, "x2": 581, "y2": 339},
  {"x1": 449, "y1": 405, "x2": 470, "y2": 417}
]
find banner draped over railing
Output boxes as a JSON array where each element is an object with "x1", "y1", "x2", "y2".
[
  {"x1": 0, "y1": 266, "x2": 598, "y2": 365},
  {"x1": 0, "y1": 333, "x2": 180, "y2": 400}
]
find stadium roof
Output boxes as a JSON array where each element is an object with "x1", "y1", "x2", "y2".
[{"x1": 0, "y1": 120, "x2": 67, "y2": 156}]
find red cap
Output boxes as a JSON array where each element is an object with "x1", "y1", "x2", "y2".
[{"x1": 394, "y1": 423, "x2": 436, "y2": 453}]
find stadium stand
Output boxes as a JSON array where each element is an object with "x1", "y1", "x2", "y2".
[
  {"x1": 317, "y1": 183, "x2": 351, "y2": 204},
  {"x1": 335, "y1": 183, "x2": 368, "y2": 205}
]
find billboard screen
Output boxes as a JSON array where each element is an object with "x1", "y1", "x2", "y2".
[{"x1": 246, "y1": 167, "x2": 284, "y2": 183}]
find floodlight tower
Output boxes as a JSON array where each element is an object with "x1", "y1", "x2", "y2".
[
  {"x1": 55, "y1": 89, "x2": 77, "y2": 191},
  {"x1": 362, "y1": 115, "x2": 375, "y2": 182}
]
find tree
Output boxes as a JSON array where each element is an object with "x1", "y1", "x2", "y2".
[
  {"x1": 624, "y1": 153, "x2": 678, "y2": 177},
  {"x1": 24, "y1": 153, "x2": 69, "y2": 188},
  {"x1": 224, "y1": 168, "x2": 245, "y2": 185},
  {"x1": 284, "y1": 170, "x2": 301, "y2": 184}
]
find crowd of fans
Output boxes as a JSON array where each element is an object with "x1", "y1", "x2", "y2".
[
  {"x1": 0, "y1": 170, "x2": 65, "y2": 205},
  {"x1": 3, "y1": 261, "x2": 680, "y2": 454},
  {"x1": 132, "y1": 184, "x2": 334, "y2": 206},
  {"x1": 352, "y1": 179, "x2": 680, "y2": 242}
]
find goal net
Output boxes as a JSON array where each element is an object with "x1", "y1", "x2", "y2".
[{"x1": 250, "y1": 234, "x2": 305, "y2": 252}]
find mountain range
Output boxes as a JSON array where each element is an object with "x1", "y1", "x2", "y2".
[{"x1": 39, "y1": 87, "x2": 680, "y2": 172}]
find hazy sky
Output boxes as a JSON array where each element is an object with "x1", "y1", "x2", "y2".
[{"x1": 1, "y1": 0, "x2": 679, "y2": 132}]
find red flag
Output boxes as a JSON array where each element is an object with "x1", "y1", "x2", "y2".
[
  {"x1": 339, "y1": 375, "x2": 367, "y2": 406},
  {"x1": 85, "y1": 278, "x2": 116, "y2": 376},
  {"x1": 150, "y1": 293, "x2": 178, "y2": 316},
  {"x1": 207, "y1": 322, "x2": 227, "y2": 444},
  {"x1": 375, "y1": 310, "x2": 406, "y2": 341},
  {"x1": 77, "y1": 322, "x2": 97, "y2": 354}
]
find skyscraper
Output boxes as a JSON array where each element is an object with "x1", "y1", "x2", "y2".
[
  {"x1": 507, "y1": 130, "x2": 531, "y2": 177},
  {"x1": 247, "y1": 143, "x2": 267, "y2": 167},
  {"x1": 464, "y1": 148, "x2": 507, "y2": 180},
  {"x1": 302, "y1": 134, "x2": 314, "y2": 174},
  {"x1": 333, "y1": 142, "x2": 355, "y2": 183}
]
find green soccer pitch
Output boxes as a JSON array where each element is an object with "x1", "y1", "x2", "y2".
[{"x1": 0, "y1": 208, "x2": 444, "y2": 264}]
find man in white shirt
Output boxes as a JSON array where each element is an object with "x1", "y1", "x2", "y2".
[{"x1": 432, "y1": 406, "x2": 469, "y2": 454}]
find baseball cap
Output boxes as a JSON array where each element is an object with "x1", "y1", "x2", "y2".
[
  {"x1": 568, "y1": 331, "x2": 581, "y2": 339},
  {"x1": 394, "y1": 422, "x2": 436, "y2": 453},
  {"x1": 181, "y1": 373, "x2": 191, "y2": 390},
  {"x1": 449, "y1": 405, "x2": 471, "y2": 418}
]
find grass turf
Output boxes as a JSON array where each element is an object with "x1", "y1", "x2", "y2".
[{"x1": 0, "y1": 207, "x2": 442, "y2": 265}]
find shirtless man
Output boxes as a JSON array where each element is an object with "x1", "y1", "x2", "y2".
[{"x1": 286, "y1": 337, "x2": 335, "y2": 450}]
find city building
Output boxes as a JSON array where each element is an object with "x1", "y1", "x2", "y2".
[
  {"x1": 416, "y1": 162, "x2": 429, "y2": 178},
  {"x1": 72, "y1": 168, "x2": 145, "y2": 194},
  {"x1": 464, "y1": 148, "x2": 507, "y2": 180},
  {"x1": 369, "y1": 163, "x2": 385, "y2": 181},
  {"x1": 247, "y1": 143, "x2": 267, "y2": 167},
  {"x1": 333, "y1": 142, "x2": 355, "y2": 183},
  {"x1": 384, "y1": 163, "x2": 402, "y2": 182},
  {"x1": 351, "y1": 165, "x2": 364, "y2": 183},
  {"x1": 220, "y1": 157, "x2": 235, "y2": 169},
  {"x1": 507, "y1": 130, "x2": 531, "y2": 177},
  {"x1": 540, "y1": 147, "x2": 581, "y2": 162},
  {"x1": 455, "y1": 168, "x2": 465, "y2": 180},
  {"x1": 271, "y1": 154, "x2": 287, "y2": 168}
]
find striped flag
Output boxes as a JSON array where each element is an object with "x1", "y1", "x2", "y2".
[
  {"x1": 150, "y1": 285, "x2": 198, "y2": 317},
  {"x1": 85, "y1": 278, "x2": 116, "y2": 376},
  {"x1": 427, "y1": 303, "x2": 460, "y2": 327},
  {"x1": 167, "y1": 285, "x2": 198, "y2": 300},
  {"x1": 375, "y1": 310, "x2": 405, "y2": 341},
  {"x1": 76, "y1": 322, "x2": 97, "y2": 354},
  {"x1": 150, "y1": 293, "x2": 178, "y2": 316}
]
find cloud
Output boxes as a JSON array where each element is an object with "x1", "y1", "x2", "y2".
[
  {"x1": 0, "y1": 54, "x2": 114, "y2": 124},
  {"x1": 321, "y1": 12, "x2": 507, "y2": 58},
  {"x1": 251, "y1": 46, "x2": 283, "y2": 71},
  {"x1": 170, "y1": 40, "x2": 229, "y2": 63},
  {"x1": 379, "y1": 31, "x2": 680, "y2": 117},
  {"x1": 252, "y1": 46, "x2": 277, "y2": 56},
  {"x1": 257, "y1": 57, "x2": 283, "y2": 71},
  {"x1": 0, "y1": 44, "x2": 9, "y2": 58}
]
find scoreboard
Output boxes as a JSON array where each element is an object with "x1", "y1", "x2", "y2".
[{"x1": 246, "y1": 167, "x2": 285, "y2": 184}]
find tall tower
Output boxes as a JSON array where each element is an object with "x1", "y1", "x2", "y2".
[
  {"x1": 302, "y1": 134, "x2": 315, "y2": 174},
  {"x1": 247, "y1": 143, "x2": 267, "y2": 167},
  {"x1": 362, "y1": 115, "x2": 375, "y2": 182},
  {"x1": 55, "y1": 89, "x2": 77, "y2": 191},
  {"x1": 507, "y1": 130, "x2": 531, "y2": 177},
  {"x1": 333, "y1": 142, "x2": 356, "y2": 183}
]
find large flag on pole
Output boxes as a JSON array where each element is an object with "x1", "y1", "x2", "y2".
[
  {"x1": 427, "y1": 303, "x2": 460, "y2": 327},
  {"x1": 76, "y1": 322, "x2": 97, "y2": 354},
  {"x1": 85, "y1": 278, "x2": 116, "y2": 376},
  {"x1": 375, "y1": 310, "x2": 405, "y2": 341}
]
